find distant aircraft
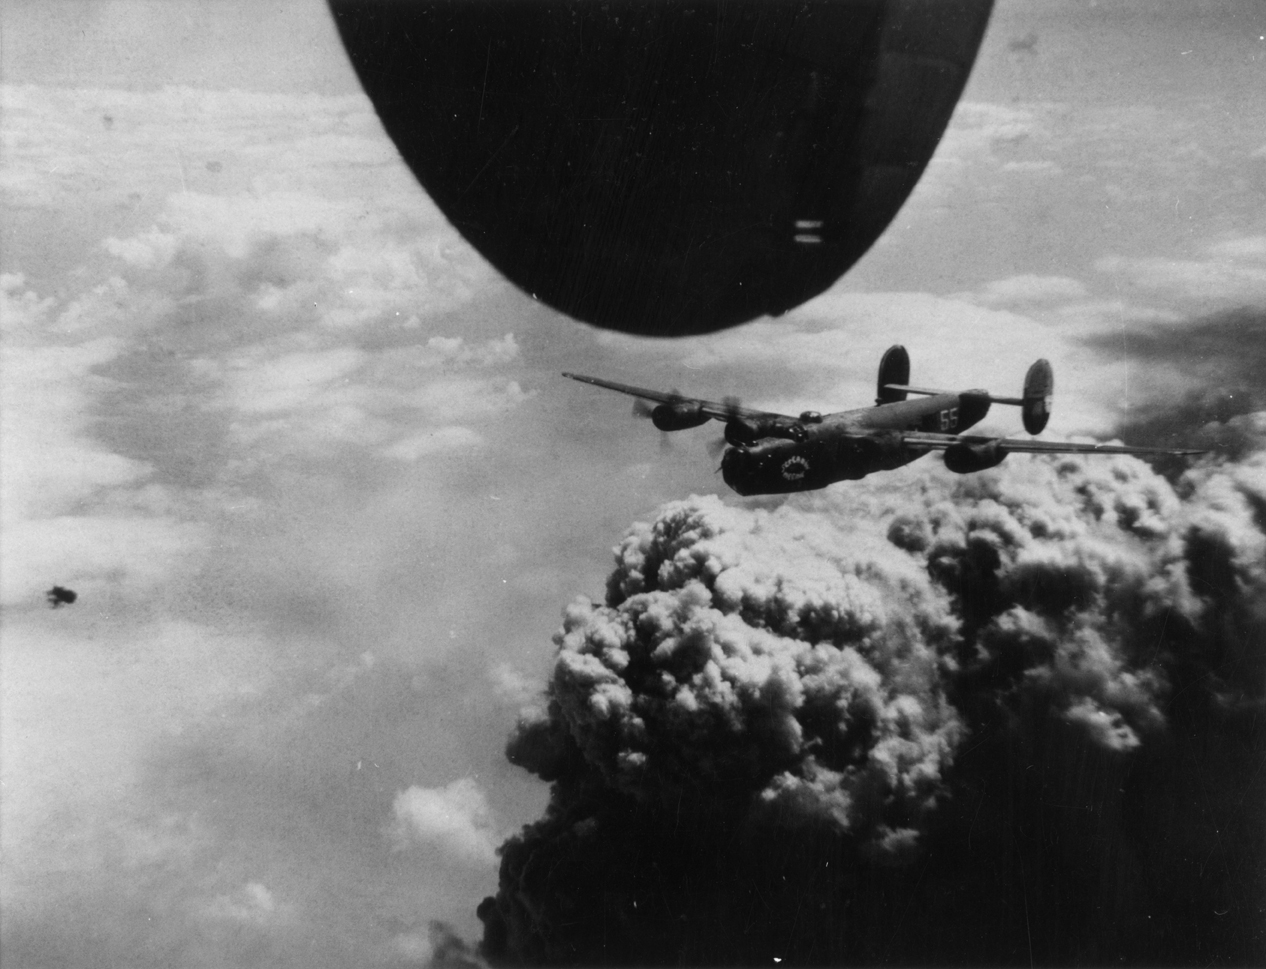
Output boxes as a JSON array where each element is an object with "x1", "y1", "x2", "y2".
[
  {"x1": 46, "y1": 586, "x2": 78, "y2": 608},
  {"x1": 564, "y1": 346, "x2": 1204, "y2": 495}
]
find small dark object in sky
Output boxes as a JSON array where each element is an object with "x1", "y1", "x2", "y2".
[
  {"x1": 46, "y1": 586, "x2": 78, "y2": 608},
  {"x1": 328, "y1": 0, "x2": 994, "y2": 337}
]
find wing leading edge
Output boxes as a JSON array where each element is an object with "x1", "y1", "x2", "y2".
[
  {"x1": 900, "y1": 432, "x2": 1206, "y2": 456},
  {"x1": 561, "y1": 372, "x2": 793, "y2": 423}
]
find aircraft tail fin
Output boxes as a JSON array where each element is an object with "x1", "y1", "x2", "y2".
[
  {"x1": 1021, "y1": 358, "x2": 1053, "y2": 434},
  {"x1": 958, "y1": 359, "x2": 1053, "y2": 434},
  {"x1": 875, "y1": 345, "x2": 910, "y2": 405}
]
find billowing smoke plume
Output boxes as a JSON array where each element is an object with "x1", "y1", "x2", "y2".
[{"x1": 480, "y1": 433, "x2": 1265, "y2": 966}]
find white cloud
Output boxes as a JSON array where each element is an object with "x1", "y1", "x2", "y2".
[
  {"x1": 165, "y1": 191, "x2": 356, "y2": 260},
  {"x1": 102, "y1": 229, "x2": 180, "y2": 270},
  {"x1": 0, "y1": 338, "x2": 142, "y2": 519},
  {"x1": 390, "y1": 778, "x2": 499, "y2": 867},
  {"x1": 0, "y1": 276, "x2": 211, "y2": 606},
  {"x1": 205, "y1": 881, "x2": 282, "y2": 925},
  {"x1": 0, "y1": 85, "x2": 395, "y2": 211},
  {"x1": 359, "y1": 337, "x2": 520, "y2": 383},
  {"x1": 945, "y1": 277, "x2": 1188, "y2": 343},
  {"x1": 73, "y1": 176, "x2": 523, "y2": 471},
  {"x1": 1, "y1": 617, "x2": 272, "y2": 914},
  {"x1": 912, "y1": 101, "x2": 1055, "y2": 204},
  {"x1": 1063, "y1": 699, "x2": 1140, "y2": 752},
  {"x1": 391, "y1": 930, "x2": 437, "y2": 964},
  {"x1": 384, "y1": 426, "x2": 486, "y2": 462},
  {"x1": 1000, "y1": 159, "x2": 1061, "y2": 175},
  {"x1": 2, "y1": 515, "x2": 206, "y2": 606},
  {"x1": 1097, "y1": 234, "x2": 1266, "y2": 302},
  {"x1": 955, "y1": 274, "x2": 1089, "y2": 308},
  {"x1": 1, "y1": 80, "x2": 534, "y2": 962},
  {"x1": 489, "y1": 663, "x2": 544, "y2": 707},
  {"x1": 944, "y1": 101, "x2": 1051, "y2": 154},
  {"x1": 384, "y1": 921, "x2": 479, "y2": 967},
  {"x1": 213, "y1": 342, "x2": 526, "y2": 460},
  {"x1": 229, "y1": 346, "x2": 366, "y2": 415},
  {"x1": 404, "y1": 377, "x2": 533, "y2": 425},
  {"x1": 416, "y1": 334, "x2": 519, "y2": 368},
  {"x1": 1207, "y1": 235, "x2": 1266, "y2": 261}
]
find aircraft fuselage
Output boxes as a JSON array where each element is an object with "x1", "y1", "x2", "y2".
[{"x1": 721, "y1": 391, "x2": 991, "y2": 495}]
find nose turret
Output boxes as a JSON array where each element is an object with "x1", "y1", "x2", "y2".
[{"x1": 721, "y1": 438, "x2": 822, "y2": 496}]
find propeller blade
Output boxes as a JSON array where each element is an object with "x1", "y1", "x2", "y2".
[
  {"x1": 706, "y1": 436, "x2": 729, "y2": 458},
  {"x1": 628, "y1": 397, "x2": 673, "y2": 449}
]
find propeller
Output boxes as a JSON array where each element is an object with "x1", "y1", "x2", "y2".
[
  {"x1": 631, "y1": 395, "x2": 674, "y2": 451},
  {"x1": 707, "y1": 395, "x2": 745, "y2": 454}
]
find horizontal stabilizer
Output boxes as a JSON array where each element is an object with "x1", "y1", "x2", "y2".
[
  {"x1": 882, "y1": 383, "x2": 953, "y2": 397},
  {"x1": 883, "y1": 384, "x2": 1024, "y2": 405}
]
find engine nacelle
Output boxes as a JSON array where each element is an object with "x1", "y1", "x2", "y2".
[
  {"x1": 724, "y1": 417, "x2": 763, "y2": 446},
  {"x1": 724, "y1": 418, "x2": 810, "y2": 445},
  {"x1": 651, "y1": 401, "x2": 710, "y2": 431},
  {"x1": 944, "y1": 441, "x2": 1007, "y2": 474}
]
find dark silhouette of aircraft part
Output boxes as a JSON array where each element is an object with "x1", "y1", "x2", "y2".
[
  {"x1": 563, "y1": 346, "x2": 1204, "y2": 495},
  {"x1": 327, "y1": 0, "x2": 995, "y2": 336},
  {"x1": 46, "y1": 586, "x2": 78, "y2": 608},
  {"x1": 875, "y1": 343, "x2": 911, "y2": 404}
]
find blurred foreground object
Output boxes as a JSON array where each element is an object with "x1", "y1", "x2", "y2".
[{"x1": 328, "y1": 0, "x2": 994, "y2": 336}]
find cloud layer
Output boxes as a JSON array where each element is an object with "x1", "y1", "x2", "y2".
[{"x1": 1, "y1": 83, "x2": 530, "y2": 967}]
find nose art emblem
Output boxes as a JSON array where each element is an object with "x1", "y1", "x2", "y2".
[{"x1": 781, "y1": 456, "x2": 810, "y2": 481}]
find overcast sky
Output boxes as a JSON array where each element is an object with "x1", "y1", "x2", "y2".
[{"x1": 2, "y1": 1, "x2": 1264, "y2": 966}]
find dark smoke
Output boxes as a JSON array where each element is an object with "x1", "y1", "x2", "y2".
[
  {"x1": 1092, "y1": 308, "x2": 1266, "y2": 471},
  {"x1": 480, "y1": 427, "x2": 1266, "y2": 966}
]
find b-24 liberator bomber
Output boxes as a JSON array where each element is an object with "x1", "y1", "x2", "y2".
[{"x1": 564, "y1": 346, "x2": 1204, "y2": 496}]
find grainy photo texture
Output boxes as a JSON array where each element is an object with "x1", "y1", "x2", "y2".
[{"x1": 1, "y1": 1, "x2": 1262, "y2": 967}]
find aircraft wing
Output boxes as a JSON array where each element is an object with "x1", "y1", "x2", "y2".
[
  {"x1": 562, "y1": 372, "x2": 794, "y2": 423},
  {"x1": 899, "y1": 432, "x2": 1206, "y2": 456}
]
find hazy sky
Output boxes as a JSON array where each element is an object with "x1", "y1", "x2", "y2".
[{"x1": 2, "y1": 1, "x2": 1264, "y2": 966}]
